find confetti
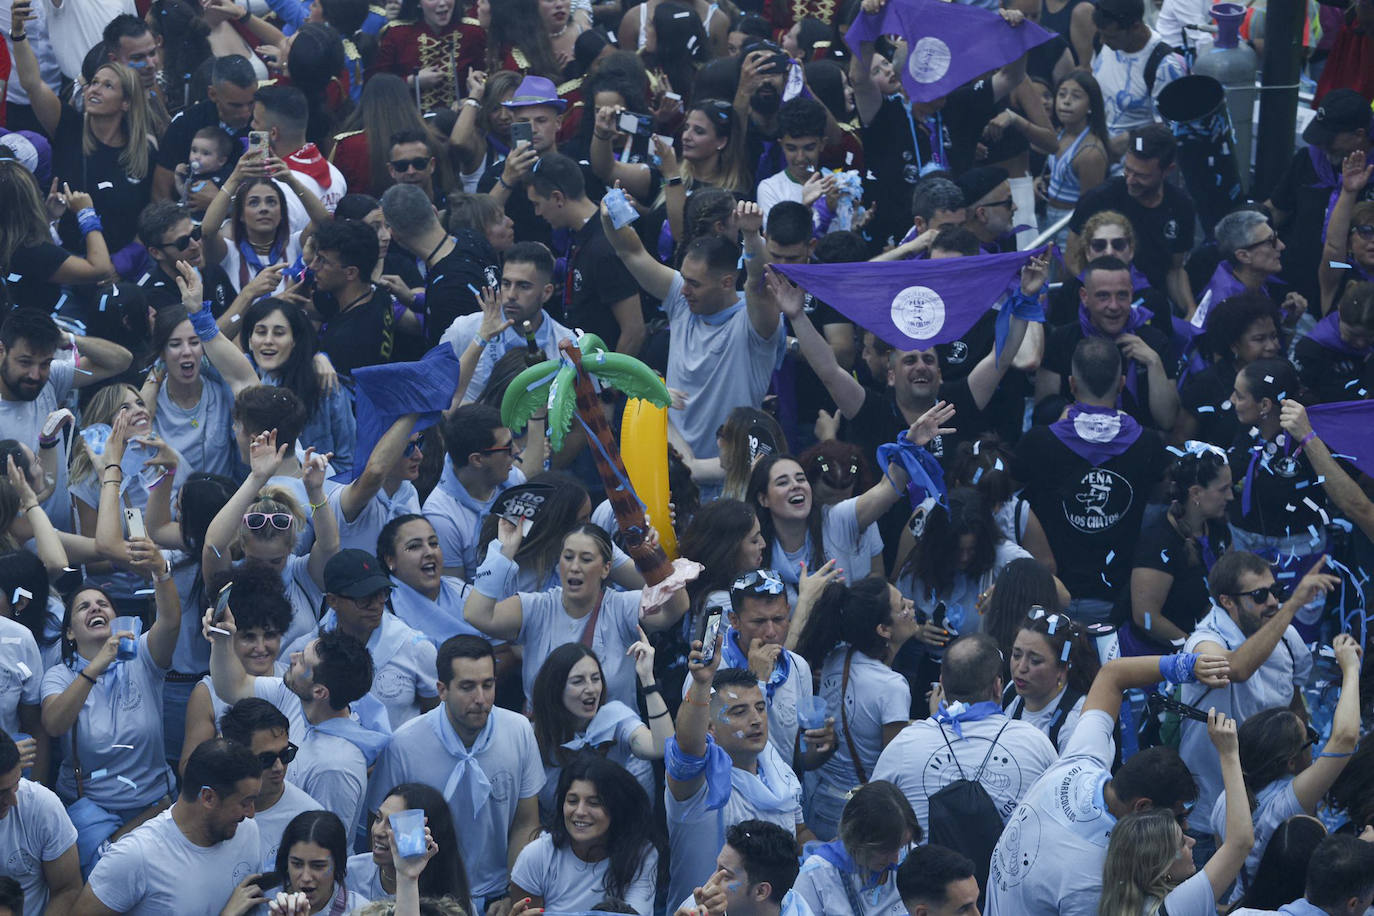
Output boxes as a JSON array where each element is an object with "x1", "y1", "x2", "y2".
[
  {"x1": 1105, "y1": 550, "x2": 1116, "y2": 564},
  {"x1": 1221, "y1": 400, "x2": 1232, "y2": 410},
  {"x1": 133, "y1": 588, "x2": 155, "y2": 596},
  {"x1": 1263, "y1": 375, "x2": 1274, "y2": 383},
  {"x1": 116, "y1": 775, "x2": 137, "y2": 789},
  {"x1": 211, "y1": 545, "x2": 221, "y2": 557},
  {"x1": 1061, "y1": 642, "x2": 1072, "y2": 661},
  {"x1": 75, "y1": 367, "x2": 92, "y2": 375},
  {"x1": 207, "y1": 625, "x2": 231, "y2": 636},
  {"x1": 12, "y1": 587, "x2": 31, "y2": 602},
  {"x1": 1196, "y1": 405, "x2": 1215, "y2": 413},
  {"x1": 1330, "y1": 261, "x2": 1353, "y2": 269},
  {"x1": 229, "y1": 315, "x2": 241, "y2": 323},
  {"x1": 466, "y1": 283, "x2": 482, "y2": 298},
  {"x1": 1144, "y1": 612, "x2": 1152, "y2": 630},
  {"x1": 5, "y1": 273, "x2": 19, "y2": 282},
  {"x1": 110, "y1": 744, "x2": 134, "y2": 749},
  {"x1": 1048, "y1": 616, "x2": 1059, "y2": 634},
  {"x1": 1159, "y1": 550, "x2": 1169, "y2": 563},
  {"x1": 89, "y1": 768, "x2": 108, "y2": 780},
  {"x1": 99, "y1": 294, "x2": 109, "y2": 312}
]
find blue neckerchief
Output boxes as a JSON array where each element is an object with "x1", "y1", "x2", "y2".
[
  {"x1": 438, "y1": 460, "x2": 516, "y2": 517},
  {"x1": 699, "y1": 298, "x2": 745, "y2": 327},
  {"x1": 388, "y1": 576, "x2": 480, "y2": 646},
  {"x1": 720, "y1": 627, "x2": 792, "y2": 700},
  {"x1": 932, "y1": 699, "x2": 1003, "y2": 740},
  {"x1": 994, "y1": 286, "x2": 1046, "y2": 362},
  {"x1": 875, "y1": 431, "x2": 947, "y2": 509},
  {"x1": 561, "y1": 700, "x2": 640, "y2": 753},
  {"x1": 237, "y1": 236, "x2": 283, "y2": 278},
  {"x1": 812, "y1": 839, "x2": 905, "y2": 903},
  {"x1": 309, "y1": 714, "x2": 390, "y2": 766},
  {"x1": 664, "y1": 735, "x2": 796, "y2": 814}
]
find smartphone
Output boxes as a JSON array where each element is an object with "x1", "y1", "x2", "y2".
[
  {"x1": 212, "y1": 583, "x2": 233, "y2": 624},
  {"x1": 617, "y1": 111, "x2": 653, "y2": 137},
  {"x1": 1146, "y1": 692, "x2": 1211, "y2": 723},
  {"x1": 248, "y1": 872, "x2": 283, "y2": 892},
  {"x1": 248, "y1": 130, "x2": 270, "y2": 151},
  {"x1": 124, "y1": 507, "x2": 147, "y2": 539},
  {"x1": 510, "y1": 121, "x2": 533, "y2": 146},
  {"x1": 697, "y1": 612, "x2": 722, "y2": 664}
]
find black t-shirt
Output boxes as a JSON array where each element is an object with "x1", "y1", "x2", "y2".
[
  {"x1": 862, "y1": 96, "x2": 948, "y2": 250},
  {"x1": 1048, "y1": 279, "x2": 1175, "y2": 347},
  {"x1": 1179, "y1": 361, "x2": 1240, "y2": 448},
  {"x1": 1012, "y1": 422, "x2": 1167, "y2": 604},
  {"x1": 1122, "y1": 515, "x2": 1231, "y2": 651},
  {"x1": 942, "y1": 80, "x2": 1028, "y2": 175},
  {"x1": 560, "y1": 214, "x2": 639, "y2": 348},
  {"x1": 420, "y1": 230, "x2": 497, "y2": 348},
  {"x1": 382, "y1": 246, "x2": 425, "y2": 290},
  {"x1": 51, "y1": 106, "x2": 155, "y2": 253},
  {"x1": 1226, "y1": 427, "x2": 1327, "y2": 538},
  {"x1": 1068, "y1": 177, "x2": 1196, "y2": 298},
  {"x1": 318, "y1": 286, "x2": 409, "y2": 377},
  {"x1": 937, "y1": 309, "x2": 1029, "y2": 447},
  {"x1": 141, "y1": 263, "x2": 237, "y2": 316},
  {"x1": 1269, "y1": 148, "x2": 1374, "y2": 311},
  {"x1": 156, "y1": 101, "x2": 251, "y2": 174},
  {"x1": 1042, "y1": 321, "x2": 1179, "y2": 429},
  {"x1": 476, "y1": 154, "x2": 606, "y2": 252},
  {"x1": 1293, "y1": 334, "x2": 1374, "y2": 404},
  {"x1": 5, "y1": 241, "x2": 70, "y2": 311}
]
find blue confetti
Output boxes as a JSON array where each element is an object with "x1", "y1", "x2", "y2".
[
  {"x1": 1061, "y1": 642, "x2": 1072, "y2": 661},
  {"x1": 972, "y1": 467, "x2": 983, "y2": 484},
  {"x1": 1331, "y1": 261, "x2": 1353, "y2": 269},
  {"x1": 5, "y1": 273, "x2": 20, "y2": 282},
  {"x1": 89, "y1": 768, "x2": 108, "y2": 780},
  {"x1": 55, "y1": 294, "x2": 67, "y2": 310},
  {"x1": 211, "y1": 545, "x2": 221, "y2": 558},
  {"x1": 75, "y1": 367, "x2": 92, "y2": 375},
  {"x1": 1101, "y1": 572, "x2": 1111, "y2": 586},
  {"x1": 466, "y1": 283, "x2": 481, "y2": 298},
  {"x1": 99, "y1": 294, "x2": 109, "y2": 312},
  {"x1": 1196, "y1": 405, "x2": 1215, "y2": 413},
  {"x1": 116, "y1": 775, "x2": 137, "y2": 789},
  {"x1": 1144, "y1": 612, "x2": 1152, "y2": 630},
  {"x1": 133, "y1": 588, "x2": 155, "y2": 596},
  {"x1": 1309, "y1": 525, "x2": 1320, "y2": 545},
  {"x1": 1106, "y1": 550, "x2": 1116, "y2": 564}
]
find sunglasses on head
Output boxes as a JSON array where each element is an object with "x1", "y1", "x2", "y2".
[
  {"x1": 163, "y1": 225, "x2": 203, "y2": 251},
  {"x1": 1089, "y1": 237, "x2": 1130, "y2": 253},
  {"x1": 1228, "y1": 584, "x2": 1287, "y2": 604},
  {"x1": 257, "y1": 742, "x2": 298, "y2": 769},
  {"x1": 731, "y1": 568, "x2": 786, "y2": 596},
  {"x1": 390, "y1": 156, "x2": 431, "y2": 173},
  {"x1": 1351, "y1": 224, "x2": 1374, "y2": 241},
  {"x1": 1026, "y1": 605, "x2": 1116, "y2": 637},
  {"x1": 243, "y1": 511, "x2": 294, "y2": 531}
]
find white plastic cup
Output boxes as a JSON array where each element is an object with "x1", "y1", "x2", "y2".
[
  {"x1": 113, "y1": 616, "x2": 143, "y2": 660},
  {"x1": 389, "y1": 809, "x2": 426, "y2": 858}
]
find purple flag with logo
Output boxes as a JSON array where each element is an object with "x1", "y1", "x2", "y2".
[
  {"x1": 844, "y1": 0, "x2": 1055, "y2": 103},
  {"x1": 773, "y1": 246, "x2": 1047, "y2": 351},
  {"x1": 1306, "y1": 400, "x2": 1374, "y2": 474},
  {"x1": 334, "y1": 343, "x2": 460, "y2": 483}
]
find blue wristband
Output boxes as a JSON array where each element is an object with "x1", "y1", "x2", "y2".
[
  {"x1": 1159, "y1": 652, "x2": 1199, "y2": 685},
  {"x1": 187, "y1": 301, "x2": 220, "y2": 342},
  {"x1": 77, "y1": 207, "x2": 103, "y2": 235}
]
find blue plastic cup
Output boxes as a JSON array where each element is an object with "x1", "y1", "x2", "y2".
[
  {"x1": 389, "y1": 808, "x2": 426, "y2": 858},
  {"x1": 798, "y1": 696, "x2": 829, "y2": 752},
  {"x1": 113, "y1": 616, "x2": 142, "y2": 660}
]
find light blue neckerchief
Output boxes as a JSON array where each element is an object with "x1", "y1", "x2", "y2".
[
  {"x1": 932, "y1": 700, "x2": 1003, "y2": 740},
  {"x1": 720, "y1": 627, "x2": 791, "y2": 700},
  {"x1": 431, "y1": 705, "x2": 493, "y2": 812},
  {"x1": 561, "y1": 700, "x2": 640, "y2": 753}
]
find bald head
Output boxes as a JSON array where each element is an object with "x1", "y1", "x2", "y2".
[{"x1": 940, "y1": 633, "x2": 1003, "y2": 704}]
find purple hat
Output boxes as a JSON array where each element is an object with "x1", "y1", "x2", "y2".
[{"x1": 501, "y1": 75, "x2": 568, "y2": 113}]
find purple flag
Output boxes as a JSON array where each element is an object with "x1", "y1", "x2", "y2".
[
  {"x1": 1307, "y1": 400, "x2": 1374, "y2": 474},
  {"x1": 844, "y1": 0, "x2": 1055, "y2": 103},
  {"x1": 773, "y1": 247, "x2": 1046, "y2": 351},
  {"x1": 335, "y1": 343, "x2": 460, "y2": 483}
]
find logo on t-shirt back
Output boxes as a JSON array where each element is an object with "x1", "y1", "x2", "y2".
[{"x1": 1064, "y1": 468, "x2": 1134, "y2": 533}]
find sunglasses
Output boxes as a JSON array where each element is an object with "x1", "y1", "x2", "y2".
[
  {"x1": 1242, "y1": 233, "x2": 1279, "y2": 250},
  {"x1": 243, "y1": 511, "x2": 294, "y2": 531},
  {"x1": 731, "y1": 568, "x2": 786, "y2": 596},
  {"x1": 1350, "y1": 224, "x2": 1374, "y2": 240},
  {"x1": 1089, "y1": 237, "x2": 1130, "y2": 253},
  {"x1": 403, "y1": 438, "x2": 423, "y2": 458},
  {"x1": 983, "y1": 197, "x2": 1014, "y2": 211},
  {"x1": 257, "y1": 742, "x2": 298, "y2": 769},
  {"x1": 390, "y1": 156, "x2": 431, "y2": 173},
  {"x1": 163, "y1": 225, "x2": 203, "y2": 251},
  {"x1": 1227, "y1": 584, "x2": 1287, "y2": 604},
  {"x1": 479, "y1": 442, "x2": 518, "y2": 455}
]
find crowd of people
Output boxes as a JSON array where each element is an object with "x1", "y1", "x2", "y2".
[{"x1": 0, "y1": 0, "x2": 1373, "y2": 912}]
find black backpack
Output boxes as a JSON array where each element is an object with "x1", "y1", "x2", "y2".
[
  {"x1": 927, "y1": 720, "x2": 1012, "y2": 908},
  {"x1": 1143, "y1": 41, "x2": 1181, "y2": 97}
]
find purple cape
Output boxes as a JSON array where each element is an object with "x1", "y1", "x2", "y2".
[{"x1": 1050, "y1": 403, "x2": 1143, "y2": 466}]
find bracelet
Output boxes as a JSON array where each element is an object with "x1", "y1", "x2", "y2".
[
  {"x1": 154, "y1": 568, "x2": 173, "y2": 583},
  {"x1": 20, "y1": 504, "x2": 39, "y2": 514},
  {"x1": 473, "y1": 334, "x2": 490, "y2": 349},
  {"x1": 648, "y1": 710, "x2": 670, "y2": 719},
  {"x1": 308, "y1": 497, "x2": 328, "y2": 515},
  {"x1": 463, "y1": 98, "x2": 481, "y2": 109},
  {"x1": 497, "y1": 175, "x2": 513, "y2": 190},
  {"x1": 641, "y1": 682, "x2": 663, "y2": 697},
  {"x1": 79, "y1": 670, "x2": 98, "y2": 685},
  {"x1": 11, "y1": 32, "x2": 26, "y2": 41},
  {"x1": 594, "y1": 130, "x2": 614, "y2": 141},
  {"x1": 1317, "y1": 750, "x2": 1354, "y2": 759},
  {"x1": 38, "y1": 436, "x2": 59, "y2": 449},
  {"x1": 1298, "y1": 431, "x2": 1316, "y2": 449},
  {"x1": 664, "y1": 175, "x2": 684, "y2": 186},
  {"x1": 104, "y1": 464, "x2": 122, "y2": 474},
  {"x1": 76, "y1": 207, "x2": 103, "y2": 236},
  {"x1": 102, "y1": 479, "x2": 121, "y2": 487}
]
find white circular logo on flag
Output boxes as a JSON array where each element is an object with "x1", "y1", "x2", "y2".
[
  {"x1": 1073, "y1": 411, "x2": 1122, "y2": 443},
  {"x1": 908, "y1": 37, "x2": 952, "y2": 84},
  {"x1": 891, "y1": 285, "x2": 946, "y2": 339}
]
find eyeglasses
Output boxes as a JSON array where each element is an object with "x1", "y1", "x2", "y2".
[
  {"x1": 346, "y1": 589, "x2": 391, "y2": 609},
  {"x1": 1227, "y1": 584, "x2": 1287, "y2": 604},
  {"x1": 1242, "y1": 233, "x2": 1280, "y2": 251},
  {"x1": 1089, "y1": 237, "x2": 1130, "y2": 253},
  {"x1": 731, "y1": 568, "x2": 786, "y2": 596},
  {"x1": 389, "y1": 156, "x2": 432, "y2": 173},
  {"x1": 243, "y1": 511, "x2": 294, "y2": 531},
  {"x1": 1350, "y1": 224, "x2": 1374, "y2": 240},
  {"x1": 311, "y1": 252, "x2": 342, "y2": 270},
  {"x1": 256, "y1": 742, "x2": 298, "y2": 769},
  {"x1": 479, "y1": 441, "x2": 518, "y2": 455},
  {"x1": 162, "y1": 225, "x2": 203, "y2": 251},
  {"x1": 983, "y1": 197, "x2": 1014, "y2": 211}
]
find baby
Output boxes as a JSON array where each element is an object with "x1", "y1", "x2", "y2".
[{"x1": 174, "y1": 125, "x2": 234, "y2": 213}]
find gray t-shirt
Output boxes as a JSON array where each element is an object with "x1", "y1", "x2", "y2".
[
  {"x1": 0, "y1": 360, "x2": 75, "y2": 530},
  {"x1": 0, "y1": 616, "x2": 43, "y2": 736},
  {"x1": 0, "y1": 779, "x2": 78, "y2": 916},
  {"x1": 510, "y1": 832, "x2": 657, "y2": 915},
  {"x1": 516, "y1": 587, "x2": 643, "y2": 710}
]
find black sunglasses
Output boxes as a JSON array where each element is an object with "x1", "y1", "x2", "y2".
[
  {"x1": 1227, "y1": 584, "x2": 1287, "y2": 604},
  {"x1": 1089, "y1": 237, "x2": 1130, "y2": 252},
  {"x1": 390, "y1": 156, "x2": 431, "y2": 173},
  {"x1": 163, "y1": 225, "x2": 203, "y2": 251},
  {"x1": 257, "y1": 742, "x2": 298, "y2": 769},
  {"x1": 982, "y1": 197, "x2": 1014, "y2": 210},
  {"x1": 1351, "y1": 224, "x2": 1374, "y2": 240},
  {"x1": 403, "y1": 438, "x2": 422, "y2": 458}
]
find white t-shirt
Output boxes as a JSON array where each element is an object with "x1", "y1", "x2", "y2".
[
  {"x1": 756, "y1": 169, "x2": 806, "y2": 222},
  {"x1": 86, "y1": 807, "x2": 261, "y2": 914},
  {"x1": 1090, "y1": 31, "x2": 1185, "y2": 136},
  {"x1": 0, "y1": 360, "x2": 75, "y2": 531},
  {"x1": 663, "y1": 272, "x2": 786, "y2": 460},
  {"x1": 1005, "y1": 685, "x2": 1090, "y2": 753},
  {"x1": 0, "y1": 779, "x2": 78, "y2": 916},
  {"x1": 253, "y1": 781, "x2": 321, "y2": 872},
  {"x1": 0, "y1": 616, "x2": 43, "y2": 736},
  {"x1": 770, "y1": 499, "x2": 875, "y2": 594},
  {"x1": 42, "y1": 0, "x2": 134, "y2": 83},
  {"x1": 284, "y1": 159, "x2": 347, "y2": 231},
  {"x1": 219, "y1": 230, "x2": 305, "y2": 295},
  {"x1": 986, "y1": 709, "x2": 1119, "y2": 916},
  {"x1": 510, "y1": 832, "x2": 657, "y2": 915},
  {"x1": 516, "y1": 587, "x2": 644, "y2": 710},
  {"x1": 871, "y1": 711, "x2": 1057, "y2": 835},
  {"x1": 816, "y1": 649, "x2": 911, "y2": 797},
  {"x1": 1159, "y1": 868, "x2": 1220, "y2": 916}
]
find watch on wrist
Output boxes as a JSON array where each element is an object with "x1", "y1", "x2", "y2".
[{"x1": 665, "y1": 175, "x2": 684, "y2": 186}]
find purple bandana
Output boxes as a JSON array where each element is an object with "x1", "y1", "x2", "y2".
[
  {"x1": 1307, "y1": 312, "x2": 1368, "y2": 357},
  {"x1": 1307, "y1": 399, "x2": 1374, "y2": 475},
  {"x1": 1078, "y1": 302, "x2": 1152, "y2": 401},
  {"x1": 844, "y1": 0, "x2": 1055, "y2": 103},
  {"x1": 1050, "y1": 403, "x2": 1143, "y2": 466}
]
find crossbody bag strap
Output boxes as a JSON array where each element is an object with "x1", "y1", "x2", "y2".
[
  {"x1": 840, "y1": 868, "x2": 869, "y2": 916},
  {"x1": 70, "y1": 712, "x2": 84, "y2": 799},
  {"x1": 841, "y1": 649, "x2": 868, "y2": 785},
  {"x1": 972, "y1": 720, "x2": 1012, "y2": 782},
  {"x1": 579, "y1": 591, "x2": 606, "y2": 649}
]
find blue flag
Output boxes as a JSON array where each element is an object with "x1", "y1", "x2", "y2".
[
  {"x1": 773, "y1": 247, "x2": 1046, "y2": 352},
  {"x1": 844, "y1": 0, "x2": 1055, "y2": 103},
  {"x1": 335, "y1": 343, "x2": 460, "y2": 483},
  {"x1": 1306, "y1": 400, "x2": 1374, "y2": 474}
]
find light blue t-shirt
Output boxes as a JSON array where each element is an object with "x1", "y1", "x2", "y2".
[
  {"x1": 516, "y1": 587, "x2": 643, "y2": 710},
  {"x1": 330, "y1": 480, "x2": 420, "y2": 554},
  {"x1": 510, "y1": 832, "x2": 657, "y2": 915},
  {"x1": 0, "y1": 616, "x2": 43, "y2": 735},
  {"x1": 0, "y1": 779, "x2": 78, "y2": 916},
  {"x1": 423, "y1": 462, "x2": 524, "y2": 578},
  {"x1": 154, "y1": 366, "x2": 235, "y2": 478}
]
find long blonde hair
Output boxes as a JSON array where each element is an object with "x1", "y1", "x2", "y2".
[
  {"x1": 69, "y1": 384, "x2": 142, "y2": 487},
  {"x1": 1098, "y1": 809, "x2": 1184, "y2": 916},
  {"x1": 0, "y1": 162, "x2": 54, "y2": 270},
  {"x1": 233, "y1": 486, "x2": 306, "y2": 555},
  {"x1": 85, "y1": 63, "x2": 155, "y2": 181},
  {"x1": 662, "y1": 99, "x2": 750, "y2": 207}
]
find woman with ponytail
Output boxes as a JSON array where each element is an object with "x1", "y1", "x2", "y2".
[
  {"x1": 794, "y1": 576, "x2": 917, "y2": 841},
  {"x1": 1002, "y1": 606, "x2": 1099, "y2": 752},
  {"x1": 1122, "y1": 445, "x2": 1232, "y2": 655}
]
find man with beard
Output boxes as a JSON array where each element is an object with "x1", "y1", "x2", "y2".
[
  {"x1": 1176, "y1": 551, "x2": 1337, "y2": 852},
  {"x1": 74, "y1": 738, "x2": 263, "y2": 915},
  {"x1": 0, "y1": 310, "x2": 132, "y2": 530},
  {"x1": 135, "y1": 202, "x2": 238, "y2": 313}
]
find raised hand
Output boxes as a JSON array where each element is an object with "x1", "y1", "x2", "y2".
[
  {"x1": 653, "y1": 134, "x2": 680, "y2": 180},
  {"x1": 477, "y1": 283, "x2": 513, "y2": 341},
  {"x1": 6, "y1": 455, "x2": 37, "y2": 508},
  {"x1": 687, "y1": 629, "x2": 724, "y2": 686},
  {"x1": 65, "y1": 183, "x2": 94, "y2": 212},
  {"x1": 735, "y1": 199, "x2": 764, "y2": 235},
  {"x1": 248, "y1": 429, "x2": 289, "y2": 480},
  {"x1": 627, "y1": 626, "x2": 656, "y2": 684},
  {"x1": 1279, "y1": 398, "x2": 1313, "y2": 441},
  {"x1": 1019, "y1": 253, "x2": 1049, "y2": 297},
  {"x1": 126, "y1": 537, "x2": 168, "y2": 579},
  {"x1": 1206, "y1": 707, "x2": 1238, "y2": 755},
  {"x1": 202, "y1": 603, "x2": 238, "y2": 640},
  {"x1": 175, "y1": 260, "x2": 204, "y2": 309},
  {"x1": 496, "y1": 515, "x2": 524, "y2": 559},
  {"x1": 1291, "y1": 555, "x2": 1340, "y2": 609},
  {"x1": 798, "y1": 559, "x2": 842, "y2": 606},
  {"x1": 1341, "y1": 148, "x2": 1371, "y2": 196},
  {"x1": 1333, "y1": 632, "x2": 1363, "y2": 673},
  {"x1": 908, "y1": 400, "x2": 956, "y2": 447},
  {"x1": 763, "y1": 266, "x2": 806, "y2": 319},
  {"x1": 301, "y1": 446, "x2": 333, "y2": 493}
]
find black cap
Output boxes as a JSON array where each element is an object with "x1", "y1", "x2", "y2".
[
  {"x1": 956, "y1": 166, "x2": 1010, "y2": 207},
  {"x1": 323, "y1": 549, "x2": 393, "y2": 598},
  {"x1": 1303, "y1": 90, "x2": 1373, "y2": 148},
  {"x1": 1092, "y1": 0, "x2": 1145, "y2": 27}
]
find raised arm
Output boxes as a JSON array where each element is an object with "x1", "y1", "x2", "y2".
[
  {"x1": 1201, "y1": 710, "x2": 1253, "y2": 900},
  {"x1": 1291, "y1": 634, "x2": 1362, "y2": 812},
  {"x1": 1084, "y1": 653, "x2": 1230, "y2": 720},
  {"x1": 451, "y1": 284, "x2": 514, "y2": 411},
  {"x1": 966, "y1": 255, "x2": 1044, "y2": 409},
  {"x1": 128, "y1": 540, "x2": 181, "y2": 668},
  {"x1": 339, "y1": 414, "x2": 419, "y2": 521},
  {"x1": 5, "y1": 457, "x2": 66, "y2": 573},
  {"x1": 600, "y1": 192, "x2": 679, "y2": 301},
  {"x1": 737, "y1": 202, "x2": 782, "y2": 339},
  {"x1": 173, "y1": 262, "x2": 260, "y2": 393},
  {"x1": 202, "y1": 151, "x2": 262, "y2": 267},
  {"x1": 627, "y1": 631, "x2": 674, "y2": 759},
  {"x1": 853, "y1": 401, "x2": 957, "y2": 530},
  {"x1": 667, "y1": 631, "x2": 724, "y2": 802},
  {"x1": 91, "y1": 414, "x2": 144, "y2": 568},
  {"x1": 205, "y1": 604, "x2": 255, "y2": 704},
  {"x1": 52, "y1": 185, "x2": 116, "y2": 284},
  {"x1": 70, "y1": 334, "x2": 133, "y2": 389},
  {"x1": 461, "y1": 518, "x2": 528, "y2": 641},
  {"x1": 764, "y1": 267, "x2": 867, "y2": 418},
  {"x1": 450, "y1": 76, "x2": 489, "y2": 172},
  {"x1": 201, "y1": 429, "x2": 290, "y2": 584},
  {"x1": 1319, "y1": 150, "x2": 1370, "y2": 314},
  {"x1": 848, "y1": 0, "x2": 889, "y2": 125},
  {"x1": 9, "y1": 0, "x2": 61, "y2": 137},
  {"x1": 302, "y1": 449, "x2": 340, "y2": 589},
  {"x1": 589, "y1": 106, "x2": 654, "y2": 202},
  {"x1": 1280, "y1": 400, "x2": 1374, "y2": 538}
]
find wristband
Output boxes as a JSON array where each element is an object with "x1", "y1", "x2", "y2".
[
  {"x1": 665, "y1": 175, "x2": 684, "y2": 186},
  {"x1": 77, "y1": 207, "x2": 103, "y2": 236},
  {"x1": 1317, "y1": 750, "x2": 1354, "y2": 759},
  {"x1": 473, "y1": 541, "x2": 519, "y2": 600},
  {"x1": 498, "y1": 175, "x2": 513, "y2": 191},
  {"x1": 473, "y1": 334, "x2": 490, "y2": 349},
  {"x1": 187, "y1": 300, "x2": 221, "y2": 342},
  {"x1": 154, "y1": 568, "x2": 173, "y2": 583},
  {"x1": 104, "y1": 464, "x2": 122, "y2": 474},
  {"x1": 1159, "y1": 652, "x2": 1199, "y2": 685},
  {"x1": 11, "y1": 32, "x2": 26, "y2": 41},
  {"x1": 641, "y1": 682, "x2": 663, "y2": 696},
  {"x1": 1298, "y1": 431, "x2": 1316, "y2": 449},
  {"x1": 80, "y1": 670, "x2": 98, "y2": 685}
]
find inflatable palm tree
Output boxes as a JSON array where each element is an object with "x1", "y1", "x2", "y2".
[{"x1": 501, "y1": 333, "x2": 677, "y2": 586}]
